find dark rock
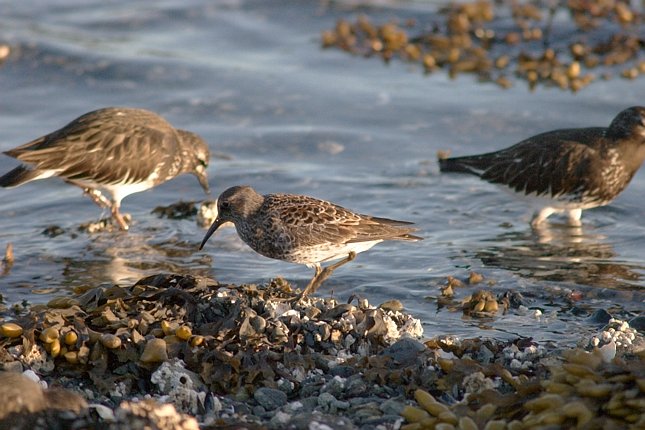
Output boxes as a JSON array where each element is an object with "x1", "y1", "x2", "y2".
[
  {"x1": 297, "y1": 397, "x2": 319, "y2": 412},
  {"x1": 379, "y1": 300, "x2": 403, "y2": 312},
  {"x1": 330, "y1": 365, "x2": 357, "y2": 378},
  {"x1": 378, "y1": 398, "x2": 404, "y2": 415},
  {"x1": 587, "y1": 309, "x2": 612, "y2": 325},
  {"x1": 151, "y1": 201, "x2": 198, "y2": 219},
  {"x1": 501, "y1": 290, "x2": 529, "y2": 308},
  {"x1": 42, "y1": 225, "x2": 65, "y2": 238},
  {"x1": 254, "y1": 387, "x2": 287, "y2": 411},
  {"x1": 628, "y1": 315, "x2": 645, "y2": 332},
  {"x1": 380, "y1": 338, "x2": 426, "y2": 365},
  {"x1": 321, "y1": 376, "x2": 345, "y2": 398},
  {"x1": 345, "y1": 377, "x2": 368, "y2": 398}
]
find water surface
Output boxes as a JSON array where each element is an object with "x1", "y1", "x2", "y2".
[{"x1": 0, "y1": 0, "x2": 643, "y2": 347}]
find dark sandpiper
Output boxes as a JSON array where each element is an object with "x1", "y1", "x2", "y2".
[
  {"x1": 439, "y1": 106, "x2": 645, "y2": 227},
  {"x1": 200, "y1": 185, "x2": 422, "y2": 298}
]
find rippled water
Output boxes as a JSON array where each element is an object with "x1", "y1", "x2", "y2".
[{"x1": 0, "y1": 0, "x2": 643, "y2": 347}]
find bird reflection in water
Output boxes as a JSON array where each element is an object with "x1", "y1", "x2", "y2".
[
  {"x1": 475, "y1": 224, "x2": 643, "y2": 290},
  {"x1": 59, "y1": 232, "x2": 213, "y2": 290}
]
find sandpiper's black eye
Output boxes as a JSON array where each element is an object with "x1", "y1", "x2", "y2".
[{"x1": 220, "y1": 201, "x2": 230, "y2": 210}]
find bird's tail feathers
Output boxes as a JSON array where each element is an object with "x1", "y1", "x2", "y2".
[
  {"x1": 396, "y1": 232, "x2": 423, "y2": 241},
  {"x1": 438, "y1": 155, "x2": 486, "y2": 176},
  {"x1": 0, "y1": 165, "x2": 41, "y2": 188}
]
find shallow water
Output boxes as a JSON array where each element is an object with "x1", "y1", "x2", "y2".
[{"x1": 0, "y1": 0, "x2": 643, "y2": 348}]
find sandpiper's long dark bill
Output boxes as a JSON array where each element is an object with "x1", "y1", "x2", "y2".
[
  {"x1": 0, "y1": 107, "x2": 211, "y2": 230},
  {"x1": 199, "y1": 185, "x2": 422, "y2": 298},
  {"x1": 438, "y1": 106, "x2": 645, "y2": 227}
]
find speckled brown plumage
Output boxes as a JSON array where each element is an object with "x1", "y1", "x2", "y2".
[
  {"x1": 0, "y1": 107, "x2": 211, "y2": 230},
  {"x1": 439, "y1": 106, "x2": 645, "y2": 226},
  {"x1": 200, "y1": 185, "x2": 422, "y2": 297}
]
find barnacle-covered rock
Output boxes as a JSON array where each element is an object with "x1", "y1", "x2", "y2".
[{"x1": 151, "y1": 359, "x2": 207, "y2": 415}]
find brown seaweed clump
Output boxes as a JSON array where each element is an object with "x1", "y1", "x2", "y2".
[
  {"x1": 321, "y1": 0, "x2": 644, "y2": 92},
  {"x1": 151, "y1": 201, "x2": 199, "y2": 220},
  {"x1": 402, "y1": 339, "x2": 645, "y2": 429},
  {"x1": 0, "y1": 274, "x2": 423, "y2": 422}
]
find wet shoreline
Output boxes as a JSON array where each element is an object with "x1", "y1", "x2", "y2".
[{"x1": 0, "y1": 273, "x2": 643, "y2": 429}]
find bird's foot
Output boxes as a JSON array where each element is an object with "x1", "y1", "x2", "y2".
[
  {"x1": 530, "y1": 207, "x2": 558, "y2": 229},
  {"x1": 83, "y1": 188, "x2": 112, "y2": 209},
  {"x1": 112, "y1": 208, "x2": 130, "y2": 231}
]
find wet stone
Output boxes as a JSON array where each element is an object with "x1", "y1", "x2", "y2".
[
  {"x1": 502, "y1": 290, "x2": 529, "y2": 309},
  {"x1": 379, "y1": 398, "x2": 405, "y2": 415},
  {"x1": 381, "y1": 337, "x2": 426, "y2": 365},
  {"x1": 587, "y1": 308, "x2": 613, "y2": 325},
  {"x1": 379, "y1": 299, "x2": 403, "y2": 312},
  {"x1": 628, "y1": 315, "x2": 645, "y2": 332},
  {"x1": 151, "y1": 200, "x2": 198, "y2": 219},
  {"x1": 345, "y1": 377, "x2": 369, "y2": 398},
  {"x1": 321, "y1": 375, "x2": 346, "y2": 398},
  {"x1": 330, "y1": 365, "x2": 357, "y2": 378},
  {"x1": 42, "y1": 225, "x2": 65, "y2": 238},
  {"x1": 298, "y1": 397, "x2": 320, "y2": 412},
  {"x1": 253, "y1": 387, "x2": 287, "y2": 411}
]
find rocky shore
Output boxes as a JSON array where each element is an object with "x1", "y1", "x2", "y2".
[{"x1": 0, "y1": 273, "x2": 643, "y2": 429}]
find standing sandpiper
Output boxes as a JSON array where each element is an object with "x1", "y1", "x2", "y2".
[
  {"x1": 0, "y1": 107, "x2": 211, "y2": 230},
  {"x1": 199, "y1": 185, "x2": 422, "y2": 298},
  {"x1": 438, "y1": 106, "x2": 645, "y2": 227}
]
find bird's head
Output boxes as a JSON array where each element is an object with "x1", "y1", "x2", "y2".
[
  {"x1": 199, "y1": 185, "x2": 264, "y2": 250},
  {"x1": 178, "y1": 130, "x2": 211, "y2": 194},
  {"x1": 607, "y1": 106, "x2": 645, "y2": 140}
]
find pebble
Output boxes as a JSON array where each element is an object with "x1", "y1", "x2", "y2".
[
  {"x1": 587, "y1": 309, "x2": 612, "y2": 325},
  {"x1": 628, "y1": 315, "x2": 645, "y2": 332},
  {"x1": 321, "y1": 375, "x2": 346, "y2": 398},
  {"x1": 140, "y1": 338, "x2": 168, "y2": 363},
  {"x1": 381, "y1": 337, "x2": 426, "y2": 365},
  {"x1": 379, "y1": 398, "x2": 405, "y2": 415},
  {"x1": 330, "y1": 365, "x2": 357, "y2": 378},
  {"x1": 254, "y1": 387, "x2": 288, "y2": 411},
  {"x1": 379, "y1": 300, "x2": 403, "y2": 312}
]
